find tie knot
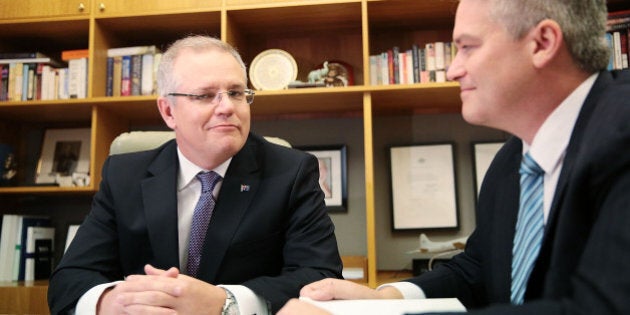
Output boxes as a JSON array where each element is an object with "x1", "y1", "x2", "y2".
[
  {"x1": 520, "y1": 152, "x2": 543, "y2": 176},
  {"x1": 196, "y1": 171, "x2": 221, "y2": 193}
]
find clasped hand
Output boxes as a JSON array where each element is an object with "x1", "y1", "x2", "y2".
[{"x1": 97, "y1": 264, "x2": 226, "y2": 315}]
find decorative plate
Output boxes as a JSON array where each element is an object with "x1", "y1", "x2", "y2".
[{"x1": 249, "y1": 49, "x2": 298, "y2": 90}]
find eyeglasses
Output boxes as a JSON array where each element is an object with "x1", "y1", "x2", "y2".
[{"x1": 167, "y1": 89, "x2": 255, "y2": 105}]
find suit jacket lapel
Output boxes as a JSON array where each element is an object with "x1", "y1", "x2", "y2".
[
  {"x1": 197, "y1": 137, "x2": 261, "y2": 282},
  {"x1": 489, "y1": 138, "x2": 522, "y2": 303},
  {"x1": 141, "y1": 140, "x2": 181, "y2": 269}
]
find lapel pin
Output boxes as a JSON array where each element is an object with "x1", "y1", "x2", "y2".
[{"x1": 240, "y1": 184, "x2": 250, "y2": 192}]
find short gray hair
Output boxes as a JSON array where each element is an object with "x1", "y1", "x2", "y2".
[
  {"x1": 488, "y1": 0, "x2": 609, "y2": 73},
  {"x1": 157, "y1": 35, "x2": 247, "y2": 96}
]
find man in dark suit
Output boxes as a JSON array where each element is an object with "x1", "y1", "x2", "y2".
[
  {"x1": 279, "y1": 0, "x2": 630, "y2": 314},
  {"x1": 48, "y1": 35, "x2": 342, "y2": 315}
]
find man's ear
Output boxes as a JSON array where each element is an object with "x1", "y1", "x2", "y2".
[
  {"x1": 157, "y1": 97, "x2": 177, "y2": 129},
  {"x1": 530, "y1": 19, "x2": 563, "y2": 68}
]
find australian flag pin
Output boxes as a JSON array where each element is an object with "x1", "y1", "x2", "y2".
[{"x1": 240, "y1": 184, "x2": 250, "y2": 192}]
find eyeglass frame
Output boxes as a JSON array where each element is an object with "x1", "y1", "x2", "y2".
[{"x1": 166, "y1": 89, "x2": 255, "y2": 105}]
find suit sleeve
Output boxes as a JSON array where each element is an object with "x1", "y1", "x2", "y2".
[
  {"x1": 240, "y1": 152, "x2": 343, "y2": 312},
  {"x1": 48, "y1": 157, "x2": 125, "y2": 315}
]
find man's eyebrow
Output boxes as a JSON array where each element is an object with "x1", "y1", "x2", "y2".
[{"x1": 453, "y1": 34, "x2": 476, "y2": 43}]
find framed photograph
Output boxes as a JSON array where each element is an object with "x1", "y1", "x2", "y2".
[
  {"x1": 472, "y1": 141, "x2": 504, "y2": 197},
  {"x1": 298, "y1": 145, "x2": 348, "y2": 212},
  {"x1": 35, "y1": 128, "x2": 91, "y2": 184},
  {"x1": 64, "y1": 224, "x2": 81, "y2": 253},
  {"x1": 389, "y1": 143, "x2": 458, "y2": 231}
]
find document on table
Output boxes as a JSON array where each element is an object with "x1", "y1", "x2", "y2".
[{"x1": 300, "y1": 297, "x2": 466, "y2": 314}]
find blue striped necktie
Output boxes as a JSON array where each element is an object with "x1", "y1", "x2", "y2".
[
  {"x1": 187, "y1": 171, "x2": 221, "y2": 277},
  {"x1": 511, "y1": 152, "x2": 544, "y2": 304}
]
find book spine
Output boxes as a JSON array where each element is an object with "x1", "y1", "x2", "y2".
[
  {"x1": 14, "y1": 63, "x2": 24, "y2": 101},
  {"x1": 21, "y1": 63, "x2": 29, "y2": 101},
  {"x1": 121, "y1": 55, "x2": 132, "y2": 96},
  {"x1": 131, "y1": 54, "x2": 142, "y2": 96},
  {"x1": 0, "y1": 64, "x2": 8, "y2": 101},
  {"x1": 26, "y1": 63, "x2": 35, "y2": 100},
  {"x1": 613, "y1": 31, "x2": 623, "y2": 69},
  {"x1": 106, "y1": 57, "x2": 113, "y2": 97},
  {"x1": 141, "y1": 53, "x2": 154, "y2": 95},
  {"x1": 369, "y1": 55, "x2": 378, "y2": 85},
  {"x1": 412, "y1": 44, "x2": 420, "y2": 84},
  {"x1": 397, "y1": 50, "x2": 406, "y2": 84},
  {"x1": 405, "y1": 50, "x2": 413, "y2": 84},
  {"x1": 58, "y1": 68, "x2": 69, "y2": 100},
  {"x1": 380, "y1": 52, "x2": 389, "y2": 85},
  {"x1": 425, "y1": 43, "x2": 436, "y2": 82},
  {"x1": 112, "y1": 56, "x2": 122, "y2": 97},
  {"x1": 621, "y1": 29, "x2": 629, "y2": 69},
  {"x1": 392, "y1": 46, "x2": 400, "y2": 84},
  {"x1": 419, "y1": 48, "x2": 428, "y2": 83}
]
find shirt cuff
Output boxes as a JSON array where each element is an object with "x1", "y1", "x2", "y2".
[
  {"x1": 75, "y1": 281, "x2": 123, "y2": 315},
  {"x1": 377, "y1": 281, "x2": 426, "y2": 299},
  {"x1": 218, "y1": 284, "x2": 270, "y2": 315}
]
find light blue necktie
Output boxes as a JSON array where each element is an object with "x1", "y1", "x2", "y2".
[
  {"x1": 187, "y1": 171, "x2": 221, "y2": 277},
  {"x1": 511, "y1": 152, "x2": 544, "y2": 304}
]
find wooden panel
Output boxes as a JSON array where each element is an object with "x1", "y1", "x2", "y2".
[
  {"x1": 342, "y1": 255, "x2": 368, "y2": 282},
  {"x1": 0, "y1": 0, "x2": 89, "y2": 20},
  {"x1": 93, "y1": 0, "x2": 221, "y2": 16},
  {"x1": 0, "y1": 281, "x2": 49, "y2": 315},
  {"x1": 226, "y1": 0, "x2": 359, "y2": 7}
]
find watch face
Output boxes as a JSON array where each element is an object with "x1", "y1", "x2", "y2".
[
  {"x1": 222, "y1": 289, "x2": 238, "y2": 315},
  {"x1": 225, "y1": 302, "x2": 239, "y2": 315}
]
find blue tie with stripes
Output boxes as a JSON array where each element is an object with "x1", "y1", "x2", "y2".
[
  {"x1": 511, "y1": 152, "x2": 544, "y2": 304},
  {"x1": 187, "y1": 171, "x2": 221, "y2": 277}
]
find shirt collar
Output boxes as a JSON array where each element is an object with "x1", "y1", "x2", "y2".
[
  {"x1": 525, "y1": 73, "x2": 598, "y2": 173},
  {"x1": 176, "y1": 147, "x2": 231, "y2": 191}
]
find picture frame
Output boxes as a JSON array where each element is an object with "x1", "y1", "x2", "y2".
[
  {"x1": 35, "y1": 128, "x2": 91, "y2": 184},
  {"x1": 64, "y1": 223, "x2": 81, "y2": 253},
  {"x1": 472, "y1": 141, "x2": 505, "y2": 197},
  {"x1": 389, "y1": 143, "x2": 459, "y2": 231},
  {"x1": 297, "y1": 145, "x2": 348, "y2": 212}
]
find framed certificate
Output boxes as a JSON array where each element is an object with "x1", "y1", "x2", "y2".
[{"x1": 389, "y1": 143, "x2": 458, "y2": 231}]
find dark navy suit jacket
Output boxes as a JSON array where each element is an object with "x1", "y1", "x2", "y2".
[
  {"x1": 48, "y1": 132, "x2": 343, "y2": 314},
  {"x1": 409, "y1": 70, "x2": 630, "y2": 314}
]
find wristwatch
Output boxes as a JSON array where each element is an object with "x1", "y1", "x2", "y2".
[{"x1": 222, "y1": 288, "x2": 239, "y2": 315}]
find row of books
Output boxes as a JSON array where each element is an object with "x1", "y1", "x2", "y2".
[
  {"x1": 105, "y1": 45, "x2": 162, "y2": 97},
  {"x1": 607, "y1": 10, "x2": 630, "y2": 70},
  {"x1": 0, "y1": 50, "x2": 88, "y2": 102},
  {"x1": 369, "y1": 41, "x2": 455, "y2": 86},
  {"x1": 0, "y1": 214, "x2": 54, "y2": 282}
]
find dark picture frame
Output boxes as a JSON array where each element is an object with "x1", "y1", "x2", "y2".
[
  {"x1": 297, "y1": 145, "x2": 348, "y2": 212},
  {"x1": 471, "y1": 141, "x2": 504, "y2": 198},
  {"x1": 389, "y1": 143, "x2": 459, "y2": 231},
  {"x1": 35, "y1": 128, "x2": 91, "y2": 184}
]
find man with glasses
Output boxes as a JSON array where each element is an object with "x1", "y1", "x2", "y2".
[{"x1": 48, "y1": 35, "x2": 343, "y2": 315}]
